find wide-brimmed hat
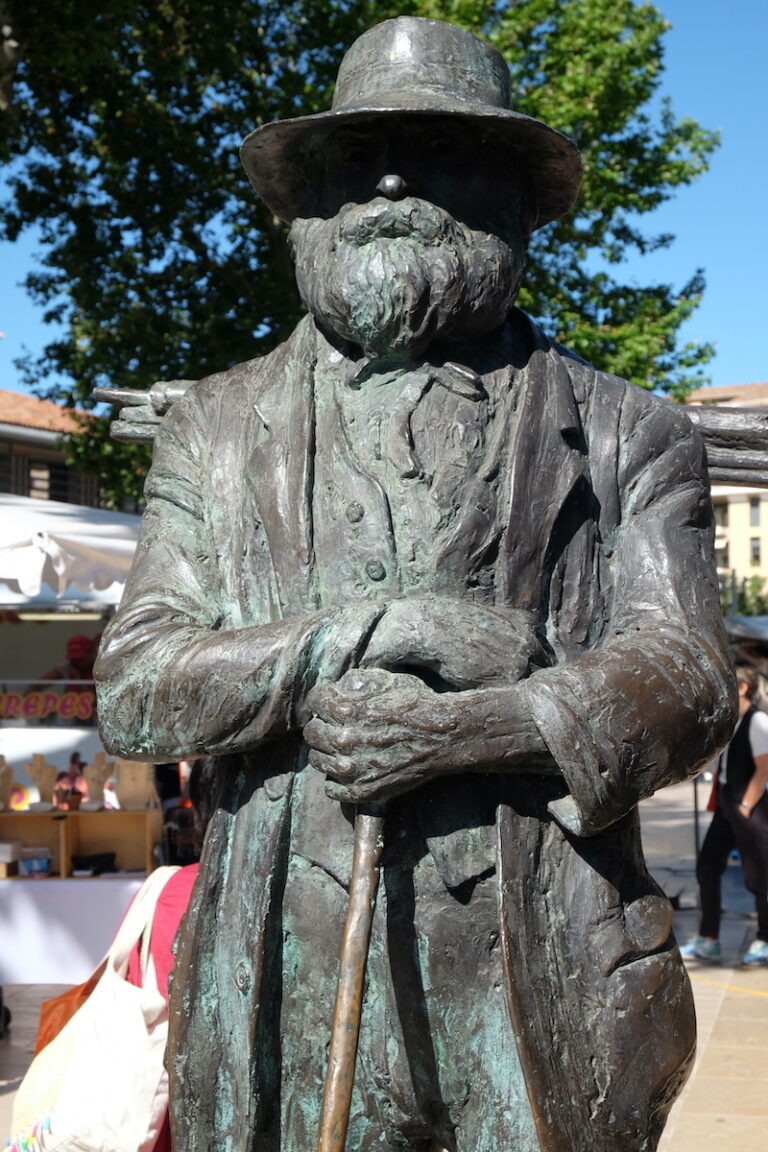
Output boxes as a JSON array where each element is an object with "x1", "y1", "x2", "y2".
[{"x1": 240, "y1": 16, "x2": 581, "y2": 229}]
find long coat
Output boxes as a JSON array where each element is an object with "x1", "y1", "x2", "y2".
[{"x1": 96, "y1": 310, "x2": 735, "y2": 1152}]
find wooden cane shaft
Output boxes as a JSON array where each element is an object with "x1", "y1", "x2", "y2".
[{"x1": 316, "y1": 809, "x2": 385, "y2": 1152}]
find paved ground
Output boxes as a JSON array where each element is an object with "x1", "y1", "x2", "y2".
[
  {"x1": 2, "y1": 778, "x2": 767, "y2": 1147},
  {"x1": 642, "y1": 779, "x2": 768, "y2": 1152}
]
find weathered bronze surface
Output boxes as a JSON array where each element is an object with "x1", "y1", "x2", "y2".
[{"x1": 95, "y1": 15, "x2": 737, "y2": 1152}]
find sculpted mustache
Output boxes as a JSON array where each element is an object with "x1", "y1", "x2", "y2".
[{"x1": 335, "y1": 198, "x2": 460, "y2": 246}]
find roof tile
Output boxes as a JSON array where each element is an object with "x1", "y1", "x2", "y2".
[
  {"x1": 0, "y1": 389, "x2": 83, "y2": 434},
  {"x1": 686, "y1": 382, "x2": 768, "y2": 406}
]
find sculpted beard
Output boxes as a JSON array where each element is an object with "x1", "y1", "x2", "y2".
[{"x1": 289, "y1": 198, "x2": 525, "y2": 357}]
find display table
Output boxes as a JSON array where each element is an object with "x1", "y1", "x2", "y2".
[
  {"x1": 0, "y1": 876, "x2": 144, "y2": 982},
  {"x1": 0, "y1": 809, "x2": 162, "y2": 876},
  {"x1": 0, "y1": 810, "x2": 163, "y2": 982}
]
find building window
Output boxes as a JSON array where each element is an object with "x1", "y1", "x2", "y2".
[
  {"x1": 751, "y1": 497, "x2": 761, "y2": 527},
  {"x1": 28, "y1": 460, "x2": 70, "y2": 501},
  {"x1": 713, "y1": 502, "x2": 728, "y2": 527},
  {"x1": 718, "y1": 544, "x2": 729, "y2": 570},
  {"x1": 0, "y1": 444, "x2": 100, "y2": 507},
  {"x1": 751, "y1": 537, "x2": 761, "y2": 566}
]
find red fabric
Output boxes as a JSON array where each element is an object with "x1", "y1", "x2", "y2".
[
  {"x1": 126, "y1": 863, "x2": 199, "y2": 1152},
  {"x1": 706, "y1": 772, "x2": 718, "y2": 812},
  {"x1": 126, "y1": 864, "x2": 199, "y2": 999}
]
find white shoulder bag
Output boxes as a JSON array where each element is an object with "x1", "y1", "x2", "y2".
[{"x1": 10, "y1": 864, "x2": 180, "y2": 1152}]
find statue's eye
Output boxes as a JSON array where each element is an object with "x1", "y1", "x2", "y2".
[
  {"x1": 336, "y1": 133, "x2": 378, "y2": 168},
  {"x1": 406, "y1": 122, "x2": 475, "y2": 167}
]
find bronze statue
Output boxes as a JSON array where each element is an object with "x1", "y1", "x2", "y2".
[{"x1": 95, "y1": 16, "x2": 736, "y2": 1152}]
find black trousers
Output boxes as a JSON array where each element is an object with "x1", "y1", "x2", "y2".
[{"x1": 697, "y1": 791, "x2": 768, "y2": 941}]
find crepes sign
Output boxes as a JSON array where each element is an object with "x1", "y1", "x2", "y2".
[{"x1": 0, "y1": 690, "x2": 96, "y2": 723}]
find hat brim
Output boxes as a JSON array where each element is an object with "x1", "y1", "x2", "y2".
[{"x1": 240, "y1": 104, "x2": 582, "y2": 229}]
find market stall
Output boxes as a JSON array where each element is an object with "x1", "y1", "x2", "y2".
[
  {"x1": 0, "y1": 494, "x2": 162, "y2": 979},
  {"x1": 0, "y1": 492, "x2": 141, "y2": 788},
  {"x1": 0, "y1": 492, "x2": 139, "y2": 607}
]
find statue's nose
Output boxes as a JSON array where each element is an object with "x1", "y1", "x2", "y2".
[{"x1": 376, "y1": 173, "x2": 409, "y2": 200}]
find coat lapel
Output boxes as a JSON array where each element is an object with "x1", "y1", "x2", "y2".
[
  {"x1": 498, "y1": 326, "x2": 589, "y2": 614},
  {"x1": 430, "y1": 320, "x2": 589, "y2": 610},
  {"x1": 243, "y1": 318, "x2": 320, "y2": 618}
]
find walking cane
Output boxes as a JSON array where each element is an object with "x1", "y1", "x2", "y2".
[{"x1": 316, "y1": 803, "x2": 385, "y2": 1152}]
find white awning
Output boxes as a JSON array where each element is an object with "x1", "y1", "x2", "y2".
[{"x1": 0, "y1": 493, "x2": 140, "y2": 604}]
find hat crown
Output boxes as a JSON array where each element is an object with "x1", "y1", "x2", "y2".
[
  {"x1": 239, "y1": 16, "x2": 581, "y2": 228},
  {"x1": 332, "y1": 17, "x2": 511, "y2": 114}
]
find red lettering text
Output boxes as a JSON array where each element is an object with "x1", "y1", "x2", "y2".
[
  {"x1": 23, "y1": 692, "x2": 43, "y2": 718},
  {"x1": 41, "y1": 693, "x2": 60, "y2": 718},
  {"x1": 75, "y1": 693, "x2": 95, "y2": 721},
  {"x1": 0, "y1": 693, "x2": 22, "y2": 718},
  {"x1": 59, "y1": 692, "x2": 77, "y2": 718}
]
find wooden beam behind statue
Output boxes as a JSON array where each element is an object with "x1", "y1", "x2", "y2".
[
  {"x1": 96, "y1": 385, "x2": 768, "y2": 489},
  {"x1": 95, "y1": 16, "x2": 741, "y2": 1152}
]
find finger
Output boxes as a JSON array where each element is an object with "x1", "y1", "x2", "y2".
[
  {"x1": 325, "y1": 779, "x2": 358, "y2": 803},
  {"x1": 325, "y1": 777, "x2": 383, "y2": 804},
  {"x1": 327, "y1": 722, "x2": 414, "y2": 753},
  {"x1": 309, "y1": 673, "x2": 391, "y2": 718},
  {"x1": 307, "y1": 749, "x2": 357, "y2": 781},
  {"x1": 325, "y1": 772, "x2": 411, "y2": 805},
  {"x1": 305, "y1": 718, "x2": 370, "y2": 758},
  {"x1": 335, "y1": 667, "x2": 400, "y2": 697},
  {"x1": 303, "y1": 717, "x2": 338, "y2": 753},
  {"x1": 305, "y1": 682, "x2": 355, "y2": 723}
]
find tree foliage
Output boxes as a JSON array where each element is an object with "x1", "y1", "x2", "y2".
[
  {"x1": 721, "y1": 573, "x2": 768, "y2": 619},
  {"x1": 0, "y1": 0, "x2": 718, "y2": 505}
]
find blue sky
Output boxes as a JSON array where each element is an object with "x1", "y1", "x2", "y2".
[
  {"x1": 623, "y1": 0, "x2": 768, "y2": 389},
  {"x1": 1, "y1": 0, "x2": 766, "y2": 395}
]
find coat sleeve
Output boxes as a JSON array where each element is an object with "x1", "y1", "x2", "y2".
[
  {"x1": 94, "y1": 382, "x2": 379, "y2": 761},
  {"x1": 522, "y1": 388, "x2": 737, "y2": 836}
]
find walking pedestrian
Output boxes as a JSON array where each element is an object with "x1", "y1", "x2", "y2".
[{"x1": 682, "y1": 664, "x2": 768, "y2": 964}]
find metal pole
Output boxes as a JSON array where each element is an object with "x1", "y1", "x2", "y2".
[{"x1": 316, "y1": 805, "x2": 385, "y2": 1152}]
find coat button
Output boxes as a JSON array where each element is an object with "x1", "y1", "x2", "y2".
[
  {"x1": 235, "y1": 962, "x2": 251, "y2": 993},
  {"x1": 346, "y1": 501, "x2": 365, "y2": 523},
  {"x1": 365, "y1": 559, "x2": 386, "y2": 581}
]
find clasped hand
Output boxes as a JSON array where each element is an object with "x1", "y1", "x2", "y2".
[
  {"x1": 304, "y1": 667, "x2": 459, "y2": 803},
  {"x1": 303, "y1": 598, "x2": 551, "y2": 802}
]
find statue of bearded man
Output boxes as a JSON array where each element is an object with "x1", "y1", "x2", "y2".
[{"x1": 96, "y1": 16, "x2": 735, "y2": 1152}]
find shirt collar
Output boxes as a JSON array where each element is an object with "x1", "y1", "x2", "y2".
[{"x1": 348, "y1": 354, "x2": 487, "y2": 399}]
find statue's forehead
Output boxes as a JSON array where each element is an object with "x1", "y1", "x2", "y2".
[{"x1": 308, "y1": 113, "x2": 505, "y2": 162}]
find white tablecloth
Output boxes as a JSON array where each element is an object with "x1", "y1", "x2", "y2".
[{"x1": 0, "y1": 877, "x2": 143, "y2": 983}]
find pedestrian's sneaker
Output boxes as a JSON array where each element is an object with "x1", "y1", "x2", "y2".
[
  {"x1": 741, "y1": 939, "x2": 768, "y2": 965},
  {"x1": 679, "y1": 936, "x2": 721, "y2": 962}
]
